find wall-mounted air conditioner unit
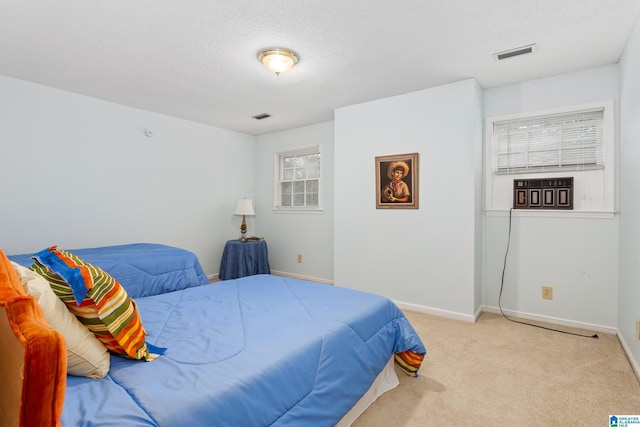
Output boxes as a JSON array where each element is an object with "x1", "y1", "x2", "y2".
[{"x1": 513, "y1": 177, "x2": 573, "y2": 210}]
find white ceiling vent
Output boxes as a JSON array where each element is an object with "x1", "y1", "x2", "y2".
[{"x1": 494, "y1": 44, "x2": 537, "y2": 61}]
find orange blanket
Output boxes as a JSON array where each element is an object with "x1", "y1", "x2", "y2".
[{"x1": 0, "y1": 249, "x2": 66, "y2": 427}]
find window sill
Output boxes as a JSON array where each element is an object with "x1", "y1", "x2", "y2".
[
  {"x1": 272, "y1": 207, "x2": 324, "y2": 215},
  {"x1": 484, "y1": 209, "x2": 616, "y2": 219}
]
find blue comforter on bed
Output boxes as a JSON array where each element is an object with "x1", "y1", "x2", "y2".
[
  {"x1": 11, "y1": 245, "x2": 426, "y2": 426},
  {"x1": 9, "y1": 243, "x2": 209, "y2": 298}
]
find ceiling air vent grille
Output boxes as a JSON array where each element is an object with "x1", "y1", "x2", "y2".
[
  {"x1": 252, "y1": 113, "x2": 271, "y2": 120},
  {"x1": 494, "y1": 44, "x2": 537, "y2": 61}
]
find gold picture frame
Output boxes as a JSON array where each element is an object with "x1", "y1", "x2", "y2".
[{"x1": 375, "y1": 152, "x2": 419, "y2": 209}]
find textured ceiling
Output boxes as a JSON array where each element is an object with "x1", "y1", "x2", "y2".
[{"x1": 1, "y1": 1, "x2": 639, "y2": 135}]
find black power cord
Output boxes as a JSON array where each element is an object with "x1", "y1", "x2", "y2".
[{"x1": 498, "y1": 208, "x2": 598, "y2": 339}]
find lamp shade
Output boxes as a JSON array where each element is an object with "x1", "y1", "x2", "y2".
[{"x1": 234, "y1": 198, "x2": 255, "y2": 216}]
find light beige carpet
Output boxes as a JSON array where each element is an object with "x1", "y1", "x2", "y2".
[{"x1": 353, "y1": 311, "x2": 640, "y2": 426}]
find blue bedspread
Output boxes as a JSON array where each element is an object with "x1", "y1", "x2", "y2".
[
  {"x1": 9, "y1": 243, "x2": 209, "y2": 298},
  {"x1": 61, "y1": 274, "x2": 424, "y2": 426}
]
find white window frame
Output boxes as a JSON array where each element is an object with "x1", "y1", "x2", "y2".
[
  {"x1": 485, "y1": 100, "x2": 615, "y2": 217},
  {"x1": 273, "y1": 145, "x2": 323, "y2": 213}
]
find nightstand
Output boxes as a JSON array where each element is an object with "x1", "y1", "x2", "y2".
[{"x1": 219, "y1": 239, "x2": 271, "y2": 280}]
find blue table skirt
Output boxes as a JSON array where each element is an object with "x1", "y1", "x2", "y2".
[{"x1": 219, "y1": 240, "x2": 270, "y2": 280}]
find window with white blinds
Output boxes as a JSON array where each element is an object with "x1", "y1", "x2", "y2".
[
  {"x1": 274, "y1": 145, "x2": 322, "y2": 211},
  {"x1": 494, "y1": 108, "x2": 604, "y2": 174}
]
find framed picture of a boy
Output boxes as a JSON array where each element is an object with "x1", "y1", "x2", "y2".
[{"x1": 375, "y1": 152, "x2": 419, "y2": 209}]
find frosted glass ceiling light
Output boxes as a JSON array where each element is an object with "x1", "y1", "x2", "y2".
[{"x1": 258, "y1": 48, "x2": 298, "y2": 75}]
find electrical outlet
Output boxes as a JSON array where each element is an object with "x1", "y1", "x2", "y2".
[
  {"x1": 542, "y1": 286, "x2": 553, "y2": 300},
  {"x1": 297, "y1": 254, "x2": 302, "y2": 263}
]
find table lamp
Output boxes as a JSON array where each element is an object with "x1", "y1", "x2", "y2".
[{"x1": 234, "y1": 198, "x2": 255, "y2": 242}]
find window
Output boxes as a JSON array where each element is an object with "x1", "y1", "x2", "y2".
[
  {"x1": 494, "y1": 108, "x2": 604, "y2": 175},
  {"x1": 274, "y1": 146, "x2": 321, "y2": 210},
  {"x1": 485, "y1": 101, "x2": 615, "y2": 215}
]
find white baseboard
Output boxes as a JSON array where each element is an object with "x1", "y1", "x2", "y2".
[
  {"x1": 617, "y1": 330, "x2": 640, "y2": 382},
  {"x1": 393, "y1": 301, "x2": 477, "y2": 323},
  {"x1": 207, "y1": 273, "x2": 218, "y2": 281},
  {"x1": 474, "y1": 305, "x2": 484, "y2": 322},
  {"x1": 482, "y1": 305, "x2": 618, "y2": 335},
  {"x1": 269, "y1": 270, "x2": 334, "y2": 285}
]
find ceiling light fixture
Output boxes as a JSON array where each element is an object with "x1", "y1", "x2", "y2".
[{"x1": 257, "y1": 48, "x2": 298, "y2": 75}]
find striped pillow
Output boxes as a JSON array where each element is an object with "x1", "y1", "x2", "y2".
[
  {"x1": 394, "y1": 350, "x2": 424, "y2": 377},
  {"x1": 31, "y1": 246, "x2": 162, "y2": 361}
]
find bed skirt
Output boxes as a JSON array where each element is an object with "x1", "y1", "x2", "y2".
[{"x1": 337, "y1": 356, "x2": 399, "y2": 426}]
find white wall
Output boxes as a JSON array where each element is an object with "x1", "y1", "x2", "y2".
[
  {"x1": 0, "y1": 75, "x2": 256, "y2": 276},
  {"x1": 255, "y1": 122, "x2": 334, "y2": 282},
  {"x1": 334, "y1": 79, "x2": 483, "y2": 320},
  {"x1": 619, "y1": 15, "x2": 640, "y2": 373},
  {"x1": 482, "y1": 65, "x2": 620, "y2": 329}
]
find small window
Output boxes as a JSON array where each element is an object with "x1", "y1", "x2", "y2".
[
  {"x1": 485, "y1": 101, "x2": 615, "y2": 215},
  {"x1": 494, "y1": 108, "x2": 604, "y2": 175},
  {"x1": 274, "y1": 146, "x2": 321, "y2": 210}
]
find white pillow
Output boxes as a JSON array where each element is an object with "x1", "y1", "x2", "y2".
[{"x1": 11, "y1": 262, "x2": 110, "y2": 379}]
